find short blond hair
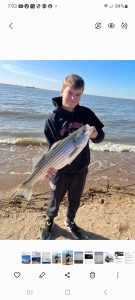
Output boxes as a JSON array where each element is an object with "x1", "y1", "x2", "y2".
[{"x1": 62, "y1": 74, "x2": 85, "y2": 91}]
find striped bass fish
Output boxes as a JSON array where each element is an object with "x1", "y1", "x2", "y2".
[{"x1": 14, "y1": 124, "x2": 93, "y2": 201}]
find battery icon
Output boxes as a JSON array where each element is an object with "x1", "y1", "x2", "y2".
[{"x1": 18, "y1": 4, "x2": 23, "y2": 8}]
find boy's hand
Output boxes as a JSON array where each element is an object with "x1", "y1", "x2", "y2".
[
  {"x1": 45, "y1": 167, "x2": 57, "y2": 178},
  {"x1": 90, "y1": 126, "x2": 98, "y2": 139}
]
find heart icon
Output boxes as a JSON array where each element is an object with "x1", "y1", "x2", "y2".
[{"x1": 14, "y1": 272, "x2": 21, "y2": 278}]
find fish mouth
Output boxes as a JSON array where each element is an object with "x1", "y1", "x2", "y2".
[{"x1": 82, "y1": 124, "x2": 91, "y2": 133}]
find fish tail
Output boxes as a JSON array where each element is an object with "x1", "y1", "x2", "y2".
[
  {"x1": 12, "y1": 183, "x2": 33, "y2": 201},
  {"x1": 22, "y1": 184, "x2": 33, "y2": 201}
]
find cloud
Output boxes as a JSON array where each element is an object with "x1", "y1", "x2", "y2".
[{"x1": 2, "y1": 64, "x2": 58, "y2": 83}]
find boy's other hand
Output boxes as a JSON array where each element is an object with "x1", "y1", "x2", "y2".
[
  {"x1": 45, "y1": 167, "x2": 57, "y2": 178},
  {"x1": 90, "y1": 126, "x2": 98, "y2": 139}
]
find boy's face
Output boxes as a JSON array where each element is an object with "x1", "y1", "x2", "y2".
[{"x1": 61, "y1": 86, "x2": 83, "y2": 112}]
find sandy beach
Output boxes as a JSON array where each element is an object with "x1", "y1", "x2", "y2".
[{"x1": 0, "y1": 145, "x2": 135, "y2": 240}]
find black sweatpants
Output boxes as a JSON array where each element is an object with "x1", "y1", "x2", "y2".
[{"x1": 47, "y1": 167, "x2": 88, "y2": 220}]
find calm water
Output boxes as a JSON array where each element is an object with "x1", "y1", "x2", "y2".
[{"x1": 0, "y1": 83, "x2": 135, "y2": 152}]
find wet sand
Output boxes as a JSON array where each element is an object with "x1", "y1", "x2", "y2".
[{"x1": 0, "y1": 145, "x2": 135, "y2": 240}]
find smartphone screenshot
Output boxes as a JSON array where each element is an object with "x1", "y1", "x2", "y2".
[{"x1": 0, "y1": 1, "x2": 135, "y2": 299}]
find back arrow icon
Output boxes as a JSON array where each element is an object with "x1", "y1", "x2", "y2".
[
  {"x1": 104, "y1": 290, "x2": 108, "y2": 295},
  {"x1": 9, "y1": 23, "x2": 13, "y2": 29}
]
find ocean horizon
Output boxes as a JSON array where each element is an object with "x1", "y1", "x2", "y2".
[{"x1": 0, "y1": 83, "x2": 135, "y2": 153}]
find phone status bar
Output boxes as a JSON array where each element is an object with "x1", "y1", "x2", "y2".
[
  {"x1": 104, "y1": 3, "x2": 128, "y2": 8},
  {"x1": 8, "y1": 3, "x2": 58, "y2": 9}
]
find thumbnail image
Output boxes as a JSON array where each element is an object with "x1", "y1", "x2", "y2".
[
  {"x1": 42, "y1": 252, "x2": 51, "y2": 264},
  {"x1": 52, "y1": 252, "x2": 61, "y2": 264},
  {"x1": 104, "y1": 252, "x2": 114, "y2": 263},
  {"x1": 21, "y1": 252, "x2": 31, "y2": 264},
  {"x1": 125, "y1": 252, "x2": 135, "y2": 264},
  {"x1": 62, "y1": 250, "x2": 73, "y2": 265},
  {"x1": 74, "y1": 251, "x2": 83, "y2": 264},
  {"x1": 114, "y1": 252, "x2": 124, "y2": 263},
  {"x1": 84, "y1": 252, "x2": 94, "y2": 264},
  {"x1": 94, "y1": 252, "x2": 104, "y2": 264},
  {"x1": 32, "y1": 252, "x2": 41, "y2": 264}
]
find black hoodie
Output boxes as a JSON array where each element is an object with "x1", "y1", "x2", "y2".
[{"x1": 44, "y1": 97, "x2": 105, "y2": 173}]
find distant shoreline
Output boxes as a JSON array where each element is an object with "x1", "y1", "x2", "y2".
[{"x1": 0, "y1": 82, "x2": 134, "y2": 101}]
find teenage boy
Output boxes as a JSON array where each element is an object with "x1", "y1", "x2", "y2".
[{"x1": 41, "y1": 74, "x2": 105, "y2": 240}]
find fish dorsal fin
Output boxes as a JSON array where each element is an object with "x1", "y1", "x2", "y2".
[
  {"x1": 51, "y1": 140, "x2": 60, "y2": 149},
  {"x1": 32, "y1": 141, "x2": 60, "y2": 172},
  {"x1": 32, "y1": 154, "x2": 46, "y2": 172}
]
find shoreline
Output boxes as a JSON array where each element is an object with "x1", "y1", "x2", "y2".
[{"x1": 0, "y1": 145, "x2": 135, "y2": 240}]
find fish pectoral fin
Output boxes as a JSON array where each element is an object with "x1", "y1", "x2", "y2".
[
  {"x1": 68, "y1": 147, "x2": 80, "y2": 164},
  {"x1": 68, "y1": 147, "x2": 79, "y2": 157}
]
